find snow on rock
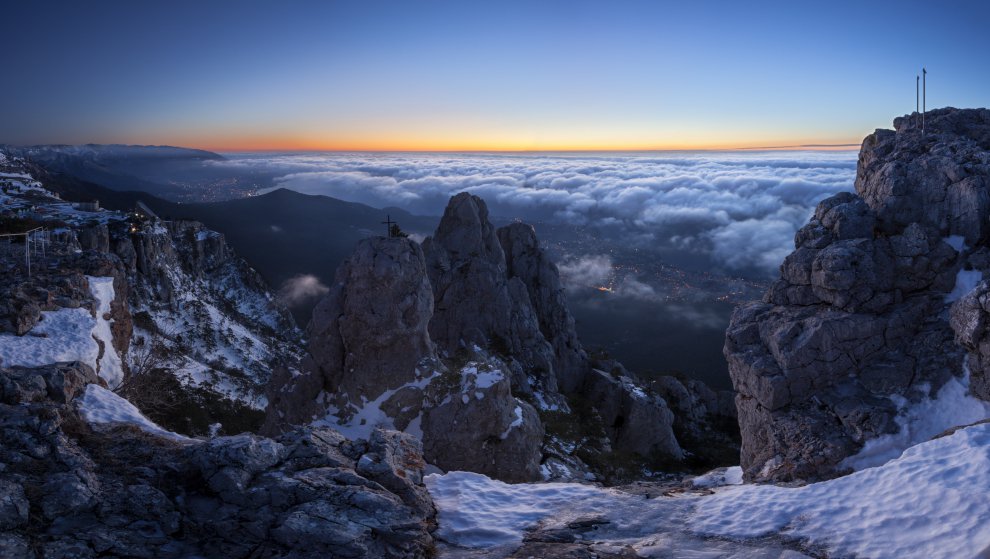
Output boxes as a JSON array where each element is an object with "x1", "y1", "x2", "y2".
[
  {"x1": 0, "y1": 307, "x2": 97, "y2": 369},
  {"x1": 840, "y1": 366, "x2": 990, "y2": 471},
  {"x1": 78, "y1": 384, "x2": 193, "y2": 442},
  {"x1": 944, "y1": 235, "x2": 968, "y2": 252},
  {"x1": 0, "y1": 276, "x2": 123, "y2": 387},
  {"x1": 315, "y1": 369, "x2": 440, "y2": 440},
  {"x1": 88, "y1": 276, "x2": 124, "y2": 387},
  {"x1": 692, "y1": 466, "x2": 744, "y2": 488},
  {"x1": 946, "y1": 269, "x2": 983, "y2": 304},
  {"x1": 691, "y1": 422, "x2": 990, "y2": 559},
  {"x1": 498, "y1": 404, "x2": 524, "y2": 440}
]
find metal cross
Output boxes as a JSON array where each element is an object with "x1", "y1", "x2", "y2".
[{"x1": 381, "y1": 214, "x2": 395, "y2": 238}]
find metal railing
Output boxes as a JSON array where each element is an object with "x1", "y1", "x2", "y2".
[{"x1": 0, "y1": 227, "x2": 76, "y2": 277}]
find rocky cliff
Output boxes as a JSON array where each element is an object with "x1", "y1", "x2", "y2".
[
  {"x1": 0, "y1": 151, "x2": 304, "y2": 437},
  {"x1": 0, "y1": 362, "x2": 434, "y2": 558},
  {"x1": 267, "y1": 193, "x2": 734, "y2": 482},
  {"x1": 726, "y1": 108, "x2": 990, "y2": 482}
]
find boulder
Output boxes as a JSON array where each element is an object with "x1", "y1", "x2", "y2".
[
  {"x1": 582, "y1": 369, "x2": 682, "y2": 460},
  {"x1": 421, "y1": 359, "x2": 545, "y2": 482}
]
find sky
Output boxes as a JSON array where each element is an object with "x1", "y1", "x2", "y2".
[{"x1": 1, "y1": 0, "x2": 988, "y2": 151}]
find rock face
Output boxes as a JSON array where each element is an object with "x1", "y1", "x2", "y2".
[
  {"x1": 498, "y1": 222, "x2": 590, "y2": 393},
  {"x1": 421, "y1": 359, "x2": 544, "y2": 482},
  {"x1": 0, "y1": 363, "x2": 434, "y2": 558},
  {"x1": 422, "y1": 194, "x2": 560, "y2": 399},
  {"x1": 307, "y1": 236, "x2": 437, "y2": 409},
  {"x1": 266, "y1": 234, "x2": 546, "y2": 482},
  {"x1": 726, "y1": 108, "x2": 990, "y2": 482}
]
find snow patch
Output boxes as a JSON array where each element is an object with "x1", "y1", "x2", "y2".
[
  {"x1": 944, "y1": 235, "x2": 967, "y2": 252},
  {"x1": 692, "y1": 423, "x2": 990, "y2": 559},
  {"x1": 425, "y1": 471, "x2": 609, "y2": 548},
  {"x1": 692, "y1": 466, "x2": 744, "y2": 488},
  {"x1": 499, "y1": 404, "x2": 524, "y2": 440},
  {"x1": 88, "y1": 276, "x2": 124, "y2": 388},
  {"x1": 946, "y1": 269, "x2": 982, "y2": 303},
  {"x1": 0, "y1": 276, "x2": 123, "y2": 387},
  {"x1": 78, "y1": 384, "x2": 192, "y2": 442},
  {"x1": 841, "y1": 367, "x2": 990, "y2": 471},
  {"x1": 430, "y1": 422, "x2": 990, "y2": 559}
]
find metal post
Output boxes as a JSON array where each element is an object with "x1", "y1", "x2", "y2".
[
  {"x1": 922, "y1": 68, "x2": 927, "y2": 135},
  {"x1": 381, "y1": 215, "x2": 395, "y2": 238}
]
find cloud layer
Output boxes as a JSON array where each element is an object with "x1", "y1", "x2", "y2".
[{"x1": 215, "y1": 151, "x2": 856, "y2": 275}]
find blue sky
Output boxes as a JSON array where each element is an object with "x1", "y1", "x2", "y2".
[{"x1": 1, "y1": 0, "x2": 987, "y2": 150}]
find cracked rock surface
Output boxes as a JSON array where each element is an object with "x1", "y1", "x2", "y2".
[{"x1": 726, "y1": 108, "x2": 990, "y2": 482}]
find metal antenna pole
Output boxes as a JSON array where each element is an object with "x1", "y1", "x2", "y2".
[
  {"x1": 922, "y1": 67, "x2": 927, "y2": 135},
  {"x1": 916, "y1": 75, "x2": 919, "y2": 113}
]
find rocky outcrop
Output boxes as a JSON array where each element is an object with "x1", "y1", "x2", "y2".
[
  {"x1": 421, "y1": 359, "x2": 544, "y2": 482},
  {"x1": 266, "y1": 236, "x2": 546, "y2": 482},
  {"x1": 0, "y1": 363, "x2": 435, "y2": 558},
  {"x1": 422, "y1": 194, "x2": 561, "y2": 400},
  {"x1": 951, "y1": 281, "x2": 990, "y2": 400},
  {"x1": 266, "y1": 193, "x2": 706, "y2": 481},
  {"x1": 498, "y1": 222, "x2": 590, "y2": 393},
  {"x1": 726, "y1": 108, "x2": 990, "y2": 482},
  {"x1": 307, "y1": 236, "x2": 437, "y2": 409},
  {"x1": 583, "y1": 369, "x2": 682, "y2": 459}
]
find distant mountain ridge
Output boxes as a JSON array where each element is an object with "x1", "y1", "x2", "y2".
[
  {"x1": 18, "y1": 162, "x2": 438, "y2": 324},
  {"x1": 6, "y1": 143, "x2": 229, "y2": 200}
]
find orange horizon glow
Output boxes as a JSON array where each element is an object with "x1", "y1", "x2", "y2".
[{"x1": 182, "y1": 137, "x2": 864, "y2": 153}]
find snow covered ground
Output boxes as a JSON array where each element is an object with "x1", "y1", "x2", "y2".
[
  {"x1": 0, "y1": 275, "x2": 124, "y2": 387},
  {"x1": 428, "y1": 422, "x2": 990, "y2": 558}
]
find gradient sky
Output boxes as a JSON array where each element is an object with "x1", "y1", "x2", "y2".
[{"x1": 1, "y1": 0, "x2": 988, "y2": 151}]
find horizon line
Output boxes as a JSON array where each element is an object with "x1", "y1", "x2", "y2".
[{"x1": 207, "y1": 145, "x2": 862, "y2": 154}]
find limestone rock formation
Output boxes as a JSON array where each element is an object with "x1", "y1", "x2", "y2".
[
  {"x1": 267, "y1": 235, "x2": 547, "y2": 482},
  {"x1": 422, "y1": 193, "x2": 560, "y2": 399},
  {"x1": 583, "y1": 369, "x2": 682, "y2": 460},
  {"x1": 307, "y1": 236, "x2": 437, "y2": 409},
  {"x1": 498, "y1": 222, "x2": 590, "y2": 393},
  {"x1": 726, "y1": 108, "x2": 990, "y2": 482},
  {"x1": 268, "y1": 192, "x2": 702, "y2": 482},
  {"x1": 421, "y1": 359, "x2": 544, "y2": 482},
  {"x1": 0, "y1": 362, "x2": 435, "y2": 558},
  {"x1": 950, "y1": 280, "x2": 990, "y2": 401}
]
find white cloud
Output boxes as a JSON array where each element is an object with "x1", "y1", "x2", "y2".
[
  {"x1": 277, "y1": 274, "x2": 330, "y2": 307},
  {"x1": 558, "y1": 255, "x2": 614, "y2": 288},
  {"x1": 215, "y1": 151, "x2": 856, "y2": 274}
]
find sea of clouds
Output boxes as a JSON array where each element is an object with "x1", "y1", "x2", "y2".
[{"x1": 214, "y1": 151, "x2": 857, "y2": 276}]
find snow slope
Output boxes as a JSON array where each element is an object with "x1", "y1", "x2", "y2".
[
  {"x1": 78, "y1": 384, "x2": 192, "y2": 442},
  {"x1": 428, "y1": 422, "x2": 990, "y2": 558}
]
